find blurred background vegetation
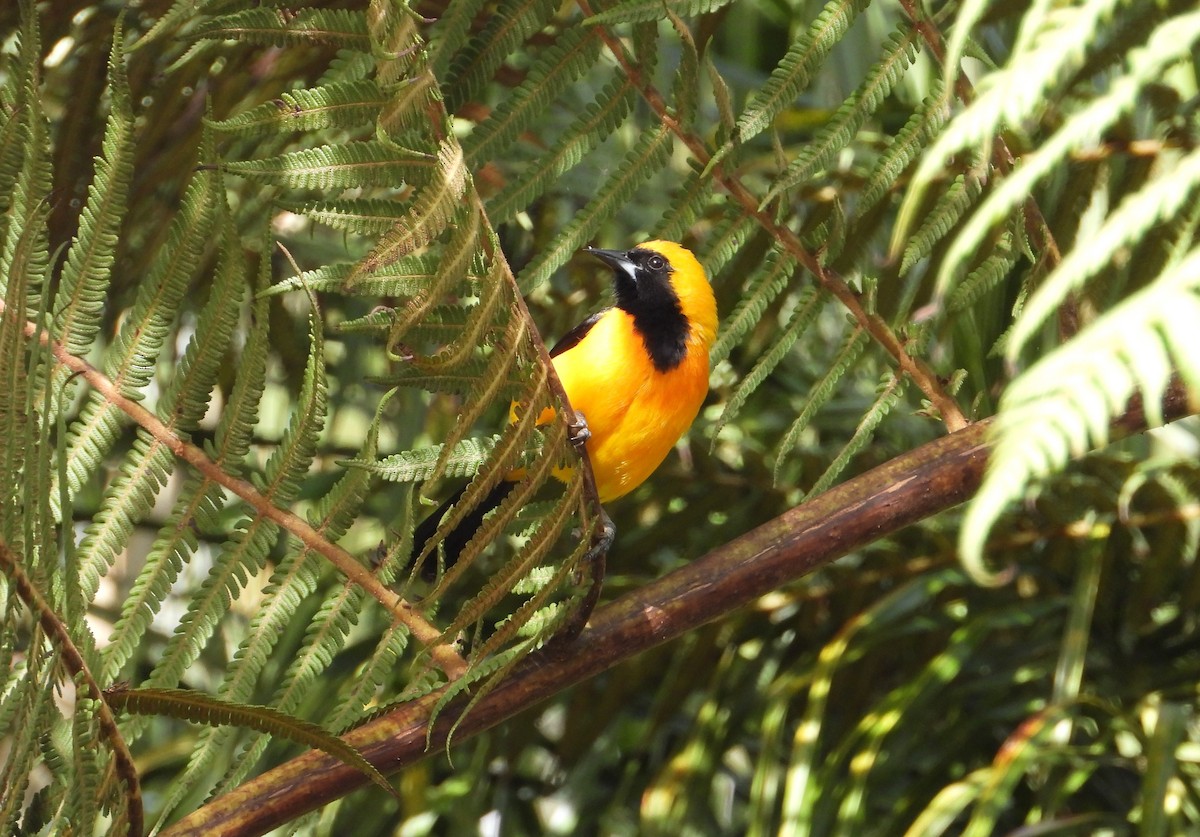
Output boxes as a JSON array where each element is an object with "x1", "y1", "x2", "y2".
[{"x1": 2, "y1": 0, "x2": 1199, "y2": 834}]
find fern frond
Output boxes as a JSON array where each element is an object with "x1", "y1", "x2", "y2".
[
  {"x1": 464, "y1": 28, "x2": 601, "y2": 165},
  {"x1": 418, "y1": 254, "x2": 508, "y2": 372},
  {"x1": 937, "y1": 11, "x2": 1200, "y2": 295},
  {"x1": 130, "y1": 0, "x2": 238, "y2": 49},
  {"x1": 63, "y1": 151, "x2": 223, "y2": 597},
  {"x1": 909, "y1": 0, "x2": 1125, "y2": 190},
  {"x1": 377, "y1": 70, "x2": 439, "y2": 139},
  {"x1": 701, "y1": 209, "x2": 756, "y2": 279},
  {"x1": 0, "y1": 200, "x2": 51, "y2": 555},
  {"x1": 267, "y1": 254, "x2": 481, "y2": 298},
  {"x1": 854, "y1": 87, "x2": 948, "y2": 220},
  {"x1": 316, "y1": 48, "x2": 376, "y2": 86},
  {"x1": 667, "y1": 8, "x2": 701, "y2": 125},
  {"x1": 426, "y1": 344, "x2": 548, "y2": 495},
  {"x1": 806, "y1": 373, "x2": 906, "y2": 497},
  {"x1": 369, "y1": 1, "x2": 426, "y2": 86},
  {"x1": 461, "y1": 489, "x2": 585, "y2": 661},
  {"x1": 102, "y1": 260, "x2": 271, "y2": 682},
  {"x1": 165, "y1": 420, "x2": 377, "y2": 806},
  {"x1": 215, "y1": 567, "x2": 372, "y2": 793},
  {"x1": 732, "y1": 0, "x2": 871, "y2": 146},
  {"x1": 191, "y1": 8, "x2": 371, "y2": 49},
  {"x1": 284, "y1": 198, "x2": 410, "y2": 235},
  {"x1": 715, "y1": 286, "x2": 826, "y2": 439},
  {"x1": 0, "y1": 107, "x2": 26, "y2": 226},
  {"x1": 416, "y1": 366, "x2": 554, "y2": 574},
  {"x1": 223, "y1": 141, "x2": 435, "y2": 190},
  {"x1": 429, "y1": 419, "x2": 571, "y2": 598},
  {"x1": 377, "y1": 202, "x2": 480, "y2": 326},
  {"x1": 341, "y1": 305, "x2": 473, "y2": 349},
  {"x1": 370, "y1": 354, "x2": 525, "y2": 399},
  {"x1": 426, "y1": 643, "x2": 527, "y2": 750},
  {"x1": 516, "y1": 126, "x2": 673, "y2": 292},
  {"x1": 356, "y1": 435, "x2": 503, "y2": 483},
  {"x1": 412, "y1": 319, "x2": 531, "y2": 493},
  {"x1": 206, "y1": 80, "x2": 389, "y2": 137},
  {"x1": 487, "y1": 78, "x2": 637, "y2": 222},
  {"x1": 251, "y1": 432, "x2": 401, "y2": 738},
  {"x1": 710, "y1": 247, "x2": 798, "y2": 366},
  {"x1": 774, "y1": 328, "x2": 869, "y2": 484},
  {"x1": 946, "y1": 233, "x2": 1019, "y2": 314},
  {"x1": 762, "y1": 24, "x2": 920, "y2": 205},
  {"x1": 941, "y1": 0, "x2": 1001, "y2": 91},
  {"x1": 442, "y1": 0, "x2": 558, "y2": 113},
  {"x1": 53, "y1": 26, "x2": 133, "y2": 361},
  {"x1": 653, "y1": 169, "x2": 715, "y2": 245},
  {"x1": 584, "y1": 0, "x2": 737, "y2": 27},
  {"x1": 77, "y1": 212, "x2": 245, "y2": 620},
  {"x1": 0, "y1": 650, "x2": 59, "y2": 834},
  {"x1": 899, "y1": 172, "x2": 983, "y2": 274},
  {"x1": 1007, "y1": 147, "x2": 1200, "y2": 356},
  {"x1": 142, "y1": 304, "x2": 326, "y2": 700},
  {"x1": 960, "y1": 245, "x2": 1200, "y2": 578},
  {"x1": 105, "y1": 686, "x2": 397, "y2": 802},
  {"x1": 354, "y1": 140, "x2": 468, "y2": 274},
  {"x1": 0, "y1": 18, "x2": 52, "y2": 307},
  {"x1": 428, "y1": 0, "x2": 494, "y2": 79}
]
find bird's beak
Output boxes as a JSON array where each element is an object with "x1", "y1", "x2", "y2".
[{"x1": 586, "y1": 247, "x2": 638, "y2": 283}]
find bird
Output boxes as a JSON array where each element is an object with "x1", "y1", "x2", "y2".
[{"x1": 413, "y1": 240, "x2": 718, "y2": 578}]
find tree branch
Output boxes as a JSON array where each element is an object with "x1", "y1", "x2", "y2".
[
  {"x1": 163, "y1": 425, "x2": 987, "y2": 836},
  {"x1": 162, "y1": 380, "x2": 1195, "y2": 837}
]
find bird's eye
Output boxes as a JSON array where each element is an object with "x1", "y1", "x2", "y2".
[{"x1": 647, "y1": 255, "x2": 667, "y2": 271}]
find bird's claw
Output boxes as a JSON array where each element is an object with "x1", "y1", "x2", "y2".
[{"x1": 569, "y1": 412, "x2": 591, "y2": 448}]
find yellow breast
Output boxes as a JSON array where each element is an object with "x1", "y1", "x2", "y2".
[{"x1": 550, "y1": 308, "x2": 711, "y2": 502}]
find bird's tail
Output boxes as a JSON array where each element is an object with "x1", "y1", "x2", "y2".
[{"x1": 413, "y1": 480, "x2": 517, "y2": 580}]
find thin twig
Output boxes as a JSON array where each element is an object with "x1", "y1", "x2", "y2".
[
  {"x1": 576, "y1": 0, "x2": 969, "y2": 431},
  {"x1": 0, "y1": 542, "x2": 144, "y2": 837},
  {"x1": 2, "y1": 299, "x2": 468, "y2": 681}
]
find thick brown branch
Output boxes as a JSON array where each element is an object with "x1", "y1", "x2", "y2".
[
  {"x1": 163, "y1": 424, "x2": 989, "y2": 836},
  {"x1": 162, "y1": 381, "x2": 1195, "y2": 837},
  {"x1": 2, "y1": 301, "x2": 468, "y2": 680},
  {"x1": 0, "y1": 542, "x2": 143, "y2": 837}
]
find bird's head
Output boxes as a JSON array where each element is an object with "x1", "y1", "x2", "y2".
[{"x1": 585, "y1": 240, "x2": 718, "y2": 369}]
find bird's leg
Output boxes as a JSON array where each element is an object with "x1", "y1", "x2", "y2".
[{"x1": 553, "y1": 506, "x2": 614, "y2": 645}]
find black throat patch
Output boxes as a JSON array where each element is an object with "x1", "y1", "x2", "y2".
[{"x1": 613, "y1": 250, "x2": 690, "y2": 373}]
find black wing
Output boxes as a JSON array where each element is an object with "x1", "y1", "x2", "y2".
[{"x1": 548, "y1": 309, "x2": 607, "y2": 358}]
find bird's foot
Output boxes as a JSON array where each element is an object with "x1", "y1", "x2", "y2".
[{"x1": 568, "y1": 412, "x2": 591, "y2": 448}]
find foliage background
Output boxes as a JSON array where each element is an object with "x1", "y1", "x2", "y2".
[{"x1": 1, "y1": 0, "x2": 1199, "y2": 834}]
